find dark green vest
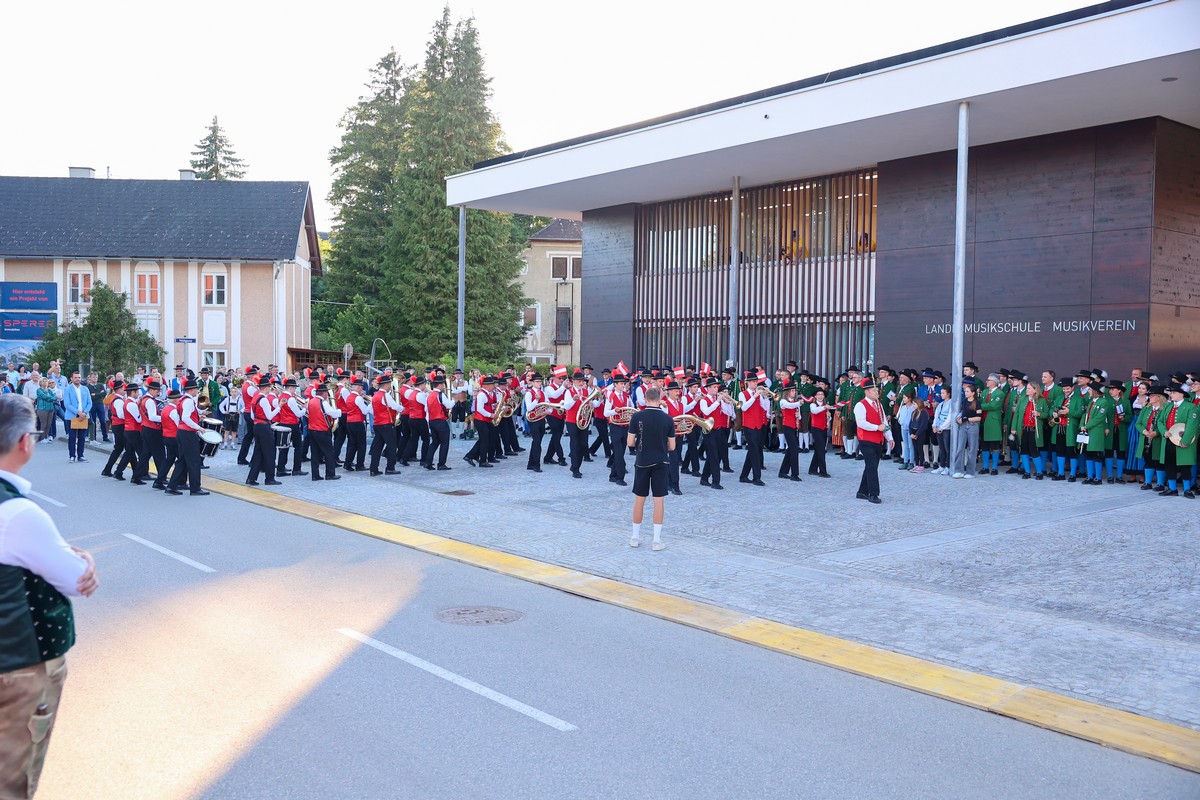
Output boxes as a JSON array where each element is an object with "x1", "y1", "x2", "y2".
[{"x1": 0, "y1": 477, "x2": 76, "y2": 672}]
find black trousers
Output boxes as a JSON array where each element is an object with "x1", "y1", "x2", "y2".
[
  {"x1": 427, "y1": 419, "x2": 450, "y2": 467},
  {"x1": 779, "y1": 427, "x2": 800, "y2": 478},
  {"x1": 526, "y1": 419, "x2": 545, "y2": 468},
  {"x1": 668, "y1": 441, "x2": 682, "y2": 491},
  {"x1": 590, "y1": 418, "x2": 612, "y2": 457},
  {"x1": 609, "y1": 424, "x2": 628, "y2": 481},
  {"x1": 137, "y1": 427, "x2": 165, "y2": 482},
  {"x1": 856, "y1": 440, "x2": 883, "y2": 498},
  {"x1": 395, "y1": 415, "x2": 410, "y2": 458},
  {"x1": 276, "y1": 423, "x2": 304, "y2": 473},
  {"x1": 404, "y1": 418, "x2": 429, "y2": 463},
  {"x1": 369, "y1": 423, "x2": 398, "y2": 472},
  {"x1": 701, "y1": 430, "x2": 723, "y2": 486},
  {"x1": 720, "y1": 429, "x2": 732, "y2": 470},
  {"x1": 156, "y1": 436, "x2": 178, "y2": 488},
  {"x1": 118, "y1": 429, "x2": 142, "y2": 478},
  {"x1": 544, "y1": 417, "x2": 565, "y2": 463},
  {"x1": 237, "y1": 412, "x2": 255, "y2": 462},
  {"x1": 569, "y1": 425, "x2": 588, "y2": 473},
  {"x1": 466, "y1": 420, "x2": 493, "y2": 462},
  {"x1": 682, "y1": 428, "x2": 703, "y2": 474},
  {"x1": 309, "y1": 429, "x2": 336, "y2": 478},
  {"x1": 487, "y1": 420, "x2": 504, "y2": 461},
  {"x1": 345, "y1": 421, "x2": 367, "y2": 469},
  {"x1": 247, "y1": 423, "x2": 277, "y2": 482},
  {"x1": 500, "y1": 415, "x2": 520, "y2": 453},
  {"x1": 168, "y1": 430, "x2": 203, "y2": 492},
  {"x1": 334, "y1": 416, "x2": 350, "y2": 461},
  {"x1": 808, "y1": 428, "x2": 829, "y2": 475},
  {"x1": 739, "y1": 426, "x2": 765, "y2": 481},
  {"x1": 103, "y1": 426, "x2": 126, "y2": 474}
]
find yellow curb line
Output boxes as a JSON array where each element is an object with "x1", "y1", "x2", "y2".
[{"x1": 201, "y1": 474, "x2": 1200, "y2": 773}]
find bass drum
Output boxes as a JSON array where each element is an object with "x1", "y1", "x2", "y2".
[
  {"x1": 199, "y1": 430, "x2": 223, "y2": 458},
  {"x1": 201, "y1": 417, "x2": 224, "y2": 434},
  {"x1": 272, "y1": 424, "x2": 293, "y2": 448}
]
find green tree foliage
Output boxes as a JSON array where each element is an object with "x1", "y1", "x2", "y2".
[
  {"x1": 325, "y1": 295, "x2": 379, "y2": 356},
  {"x1": 30, "y1": 282, "x2": 164, "y2": 375},
  {"x1": 317, "y1": 9, "x2": 528, "y2": 365},
  {"x1": 326, "y1": 50, "x2": 415, "y2": 304},
  {"x1": 190, "y1": 115, "x2": 248, "y2": 180},
  {"x1": 380, "y1": 8, "x2": 527, "y2": 364}
]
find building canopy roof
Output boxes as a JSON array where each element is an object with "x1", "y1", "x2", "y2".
[
  {"x1": 0, "y1": 176, "x2": 322, "y2": 272},
  {"x1": 447, "y1": 0, "x2": 1200, "y2": 219}
]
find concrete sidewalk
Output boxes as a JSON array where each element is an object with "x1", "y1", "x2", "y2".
[{"x1": 69, "y1": 430, "x2": 1200, "y2": 731}]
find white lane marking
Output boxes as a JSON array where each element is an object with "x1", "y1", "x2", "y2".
[
  {"x1": 337, "y1": 628, "x2": 577, "y2": 732},
  {"x1": 122, "y1": 533, "x2": 216, "y2": 573},
  {"x1": 29, "y1": 491, "x2": 66, "y2": 508}
]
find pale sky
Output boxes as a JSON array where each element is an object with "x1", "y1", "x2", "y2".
[{"x1": 3, "y1": 0, "x2": 1092, "y2": 230}]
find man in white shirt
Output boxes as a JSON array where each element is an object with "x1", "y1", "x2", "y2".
[{"x1": 0, "y1": 394, "x2": 98, "y2": 798}]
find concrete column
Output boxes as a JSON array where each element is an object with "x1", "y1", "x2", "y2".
[{"x1": 950, "y1": 101, "x2": 969, "y2": 464}]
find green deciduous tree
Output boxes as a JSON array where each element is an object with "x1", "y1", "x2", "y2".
[
  {"x1": 30, "y1": 282, "x2": 164, "y2": 375},
  {"x1": 190, "y1": 115, "x2": 248, "y2": 180}
]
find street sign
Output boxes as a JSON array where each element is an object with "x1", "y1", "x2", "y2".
[
  {"x1": 342, "y1": 343, "x2": 354, "y2": 359},
  {"x1": 175, "y1": 337, "x2": 197, "y2": 343}
]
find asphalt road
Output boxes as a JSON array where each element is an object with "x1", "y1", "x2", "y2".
[{"x1": 22, "y1": 450, "x2": 1198, "y2": 800}]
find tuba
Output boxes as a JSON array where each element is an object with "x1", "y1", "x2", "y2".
[
  {"x1": 673, "y1": 414, "x2": 714, "y2": 435},
  {"x1": 575, "y1": 387, "x2": 605, "y2": 430},
  {"x1": 610, "y1": 406, "x2": 636, "y2": 426},
  {"x1": 528, "y1": 402, "x2": 566, "y2": 422}
]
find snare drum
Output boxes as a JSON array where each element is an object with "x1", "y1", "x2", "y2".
[
  {"x1": 201, "y1": 417, "x2": 224, "y2": 434},
  {"x1": 272, "y1": 424, "x2": 293, "y2": 448},
  {"x1": 199, "y1": 430, "x2": 223, "y2": 458}
]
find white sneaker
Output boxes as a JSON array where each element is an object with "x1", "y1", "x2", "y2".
[
  {"x1": 77, "y1": 456, "x2": 88, "y2": 463},
  {"x1": 651, "y1": 541, "x2": 665, "y2": 551},
  {"x1": 964, "y1": 474, "x2": 975, "y2": 479},
  {"x1": 68, "y1": 457, "x2": 76, "y2": 462},
  {"x1": 629, "y1": 538, "x2": 640, "y2": 548},
  {"x1": 952, "y1": 472, "x2": 964, "y2": 479}
]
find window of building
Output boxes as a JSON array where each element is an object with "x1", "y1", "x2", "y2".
[
  {"x1": 523, "y1": 304, "x2": 539, "y2": 329},
  {"x1": 68, "y1": 271, "x2": 92, "y2": 304},
  {"x1": 204, "y1": 273, "x2": 227, "y2": 306},
  {"x1": 135, "y1": 272, "x2": 160, "y2": 305},
  {"x1": 554, "y1": 307, "x2": 572, "y2": 344},
  {"x1": 202, "y1": 350, "x2": 227, "y2": 371},
  {"x1": 551, "y1": 256, "x2": 582, "y2": 280}
]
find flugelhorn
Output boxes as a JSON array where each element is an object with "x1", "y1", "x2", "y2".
[{"x1": 673, "y1": 414, "x2": 713, "y2": 435}]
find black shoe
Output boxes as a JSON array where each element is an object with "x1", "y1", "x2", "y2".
[
  {"x1": 881, "y1": 454, "x2": 892, "y2": 461},
  {"x1": 190, "y1": 490, "x2": 211, "y2": 496},
  {"x1": 1035, "y1": 474, "x2": 1044, "y2": 480},
  {"x1": 819, "y1": 472, "x2": 831, "y2": 478},
  {"x1": 100, "y1": 471, "x2": 112, "y2": 477},
  {"x1": 739, "y1": 478, "x2": 752, "y2": 484},
  {"x1": 990, "y1": 469, "x2": 998, "y2": 476},
  {"x1": 1006, "y1": 467, "x2": 1020, "y2": 475},
  {"x1": 312, "y1": 476, "x2": 325, "y2": 481},
  {"x1": 583, "y1": 455, "x2": 592, "y2": 462},
  {"x1": 479, "y1": 462, "x2": 493, "y2": 468},
  {"x1": 614, "y1": 480, "x2": 627, "y2": 486},
  {"x1": 542, "y1": 458, "x2": 553, "y2": 465},
  {"x1": 370, "y1": 470, "x2": 382, "y2": 476},
  {"x1": 464, "y1": 455, "x2": 477, "y2": 466},
  {"x1": 293, "y1": 472, "x2": 308, "y2": 477},
  {"x1": 789, "y1": 476, "x2": 802, "y2": 482},
  {"x1": 385, "y1": 468, "x2": 399, "y2": 474},
  {"x1": 868, "y1": 495, "x2": 882, "y2": 504},
  {"x1": 1052, "y1": 475, "x2": 1065, "y2": 482},
  {"x1": 131, "y1": 479, "x2": 147, "y2": 486},
  {"x1": 152, "y1": 484, "x2": 165, "y2": 490},
  {"x1": 721, "y1": 467, "x2": 734, "y2": 474},
  {"x1": 1067, "y1": 475, "x2": 1077, "y2": 483},
  {"x1": 856, "y1": 492, "x2": 869, "y2": 500},
  {"x1": 732, "y1": 445, "x2": 742, "y2": 450},
  {"x1": 264, "y1": 480, "x2": 282, "y2": 486},
  {"x1": 164, "y1": 489, "x2": 183, "y2": 495},
  {"x1": 1185, "y1": 490, "x2": 1196, "y2": 499},
  {"x1": 344, "y1": 466, "x2": 356, "y2": 472},
  {"x1": 437, "y1": 465, "x2": 451, "y2": 471},
  {"x1": 572, "y1": 471, "x2": 582, "y2": 478},
  {"x1": 113, "y1": 474, "x2": 126, "y2": 481},
  {"x1": 276, "y1": 471, "x2": 291, "y2": 477},
  {"x1": 246, "y1": 480, "x2": 260, "y2": 486},
  {"x1": 237, "y1": 460, "x2": 250, "y2": 466},
  {"x1": 670, "y1": 488, "x2": 682, "y2": 495},
  {"x1": 1140, "y1": 483, "x2": 1154, "y2": 490},
  {"x1": 556, "y1": 459, "x2": 567, "y2": 466},
  {"x1": 424, "y1": 465, "x2": 434, "y2": 471},
  {"x1": 700, "y1": 479, "x2": 711, "y2": 486},
  {"x1": 854, "y1": 453, "x2": 863, "y2": 461},
  {"x1": 752, "y1": 480, "x2": 766, "y2": 486},
  {"x1": 1022, "y1": 474, "x2": 1030, "y2": 480},
  {"x1": 528, "y1": 465, "x2": 542, "y2": 473},
  {"x1": 1160, "y1": 488, "x2": 1179, "y2": 496},
  {"x1": 711, "y1": 484, "x2": 724, "y2": 490},
  {"x1": 327, "y1": 474, "x2": 342, "y2": 481}
]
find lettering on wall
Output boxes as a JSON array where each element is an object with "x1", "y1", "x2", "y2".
[{"x1": 924, "y1": 319, "x2": 1137, "y2": 335}]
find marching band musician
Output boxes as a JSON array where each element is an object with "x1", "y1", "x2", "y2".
[
  {"x1": 165, "y1": 379, "x2": 209, "y2": 495},
  {"x1": 117, "y1": 383, "x2": 144, "y2": 482},
  {"x1": 498, "y1": 372, "x2": 523, "y2": 457},
  {"x1": 587, "y1": 373, "x2": 611, "y2": 463},
  {"x1": 853, "y1": 374, "x2": 890, "y2": 504},
  {"x1": 563, "y1": 371, "x2": 590, "y2": 479},
  {"x1": 523, "y1": 373, "x2": 548, "y2": 472},
  {"x1": 464, "y1": 375, "x2": 497, "y2": 467},
  {"x1": 306, "y1": 382, "x2": 341, "y2": 481},
  {"x1": 604, "y1": 372, "x2": 634, "y2": 486},
  {"x1": 368, "y1": 373, "x2": 402, "y2": 476},
  {"x1": 663, "y1": 380, "x2": 685, "y2": 495},
  {"x1": 698, "y1": 377, "x2": 733, "y2": 490},
  {"x1": 423, "y1": 376, "x2": 454, "y2": 471},
  {"x1": 275, "y1": 378, "x2": 307, "y2": 478},
  {"x1": 808, "y1": 386, "x2": 832, "y2": 478},
  {"x1": 100, "y1": 380, "x2": 128, "y2": 478},
  {"x1": 449, "y1": 369, "x2": 470, "y2": 440},
  {"x1": 738, "y1": 372, "x2": 770, "y2": 486},
  {"x1": 680, "y1": 378, "x2": 704, "y2": 476},
  {"x1": 542, "y1": 368, "x2": 568, "y2": 466},
  {"x1": 136, "y1": 380, "x2": 165, "y2": 486},
  {"x1": 236, "y1": 365, "x2": 260, "y2": 466},
  {"x1": 333, "y1": 370, "x2": 352, "y2": 465},
  {"x1": 401, "y1": 376, "x2": 430, "y2": 468},
  {"x1": 154, "y1": 388, "x2": 181, "y2": 491},
  {"x1": 246, "y1": 376, "x2": 282, "y2": 486},
  {"x1": 778, "y1": 383, "x2": 804, "y2": 482},
  {"x1": 342, "y1": 379, "x2": 371, "y2": 472},
  {"x1": 1156, "y1": 383, "x2": 1198, "y2": 498}
]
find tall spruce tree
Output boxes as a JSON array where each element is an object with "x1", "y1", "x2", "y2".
[
  {"x1": 380, "y1": 9, "x2": 527, "y2": 363},
  {"x1": 325, "y1": 50, "x2": 414, "y2": 305},
  {"x1": 190, "y1": 116, "x2": 248, "y2": 180}
]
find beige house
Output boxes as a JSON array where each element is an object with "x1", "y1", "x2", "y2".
[
  {"x1": 0, "y1": 169, "x2": 320, "y2": 372},
  {"x1": 518, "y1": 219, "x2": 582, "y2": 365}
]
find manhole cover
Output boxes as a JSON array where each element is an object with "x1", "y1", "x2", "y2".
[
  {"x1": 436, "y1": 606, "x2": 524, "y2": 626},
  {"x1": 440, "y1": 490, "x2": 475, "y2": 496}
]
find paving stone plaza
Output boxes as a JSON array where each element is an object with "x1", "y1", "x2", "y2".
[{"x1": 81, "y1": 433, "x2": 1200, "y2": 731}]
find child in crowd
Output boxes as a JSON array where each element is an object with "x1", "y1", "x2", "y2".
[
  {"x1": 932, "y1": 386, "x2": 954, "y2": 474},
  {"x1": 897, "y1": 392, "x2": 916, "y2": 470}
]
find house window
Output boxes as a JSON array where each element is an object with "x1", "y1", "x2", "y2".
[
  {"x1": 204, "y1": 273, "x2": 227, "y2": 306},
  {"x1": 523, "y1": 304, "x2": 539, "y2": 328},
  {"x1": 68, "y1": 271, "x2": 92, "y2": 304},
  {"x1": 136, "y1": 272, "x2": 160, "y2": 305},
  {"x1": 554, "y1": 307, "x2": 572, "y2": 344},
  {"x1": 551, "y1": 256, "x2": 582, "y2": 280},
  {"x1": 202, "y1": 350, "x2": 227, "y2": 371}
]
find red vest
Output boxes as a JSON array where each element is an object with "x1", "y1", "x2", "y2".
[
  {"x1": 181, "y1": 396, "x2": 200, "y2": 431},
  {"x1": 810, "y1": 404, "x2": 829, "y2": 430},
  {"x1": 111, "y1": 396, "x2": 126, "y2": 428},
  {"x1": 161, "y1": 403, "x2": 179, "y2": 438},
  {"x1": 241, "y1": 382, "x2": 256, "y2": 412},
  {"x1": 782, "y1": 403, "x2": 798, "y2": 429},
  {"x1": 426, "y1": 391, "x2": 447, "y2": 422},
  {"x1": 344, "y1": 392, "x2": 365, "y2": 423},
  {"x1": 664, "y1": 397, "x2": 683, "y2": 417},
  {"x1": 857, "y1": 400, "x2": 886, "y2": 444},
  {"x1": 565, "y1": 386, "x2": 586, "y2": 425},
  {"x1": 547, "y1": 381, "x2": 566, "y2": 419},
  {"x1": 141, "y1": 395, "x2": 162, "y2": 430},
  {"x1": 371, "y1": 391, "x2": 394, "y2": 426},
  {"x1": 473, "y1": 390, "x2": 494, "y2": 422},
  {"x1": 404, "y1": 388, "x2": 426, "y2": 420},
  {"x1": 279, "y1": 396, "x2": 300, "y2": 426},
  {"x1": 740, "y1": 393, "x2": 767, "y2": 430},
  {"x1": 124, "y1": 397, "x2": 142, "y2": 433},
  {"x1": 252, "y1": 395, "x2": 273, "y2": 424},
  {"x1": 308, "y1": 397, "x2": 330, "y2": 432}
]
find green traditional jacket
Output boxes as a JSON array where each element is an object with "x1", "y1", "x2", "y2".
[
  {"x1": 1132, "y1": 404, "x2": 1168, "y2": 463},
  {"x1": 1012, "y1": 394, "x2": 1050, "y2": 448},
  {"x1": 980, "y1": 387, "x2": 1006, "y2": 441},
  {"x1": 1045, "y1": 384, "x2": 1065, "y2": 416},
  {"x1": 836, "y1": 380, "x2": 856, "y2": 420},
  {"x1": 1049, "y1": 390, "x2": 1076, "y2": 445},
  {"x1": 1156, "y1": 400, "x2": 1200, "y2": 466},
  {"x1": 880, "y1": 381, "x2": 897, "y2": 419},
  {"x1": 1109, "y1": 395, "x2": 1133, "y2": 453},
  {"x1": 1066, "y1": 392, "x2": 1087, "y2": 445},
  {"x1": 796, "y1": 381, "x2": 816, "y2": 423},
  {"x1": 1082, "y1": 396, "x2": 1111, "y2": 453}
]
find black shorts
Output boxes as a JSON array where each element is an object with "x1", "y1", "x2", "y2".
[{"x1": 632, "y1": 462, "x2": 668, "y2": 498}]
